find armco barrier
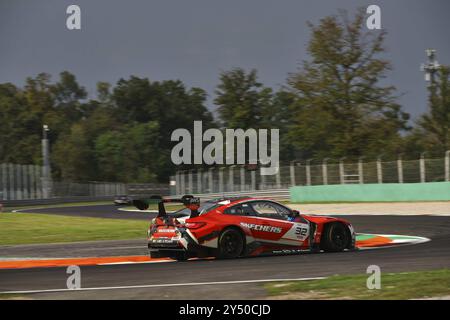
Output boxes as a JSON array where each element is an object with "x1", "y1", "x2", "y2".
[{"x1": 290, "y1": 182, "x2": 450, "y2": 203}]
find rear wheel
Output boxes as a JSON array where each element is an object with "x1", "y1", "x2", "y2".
[
  {"x1": 321, "y1": 222, "x2": 350, "y2": 252},
  {"x1": 217, "y1": 228, "x2": 244, "y2": 259}
]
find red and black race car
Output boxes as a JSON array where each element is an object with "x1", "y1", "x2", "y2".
[{"x1": 133, "y1": 195, "x2": 356, "y2": 261}]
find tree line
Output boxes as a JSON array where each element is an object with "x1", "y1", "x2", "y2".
[{"x1": 0, "y1": 10, "x2": 449, "y2": 183}]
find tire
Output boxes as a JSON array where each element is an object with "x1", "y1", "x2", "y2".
[
  {"x1": 217, "y1": 228, "x2": 244, "y2": 259},
  {"x1": 321, "y1": 222, "x2": 350, "y2": 252}
]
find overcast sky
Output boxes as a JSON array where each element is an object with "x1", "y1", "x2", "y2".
[{"x1": 1, "y1": 0, "x2": 449, "y2": 120}]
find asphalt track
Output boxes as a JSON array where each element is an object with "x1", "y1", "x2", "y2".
[{"x1": 0, "y1": 204, "x2": 449, "y2": 299}]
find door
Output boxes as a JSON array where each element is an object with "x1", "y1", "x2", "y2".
[{"x1": 244, "y1": 200, "x2": 310, "y2": 246}]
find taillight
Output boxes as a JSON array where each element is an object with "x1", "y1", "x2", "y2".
[{"x1": 185, "y1": 222, "x2": 206, "y2": 229}]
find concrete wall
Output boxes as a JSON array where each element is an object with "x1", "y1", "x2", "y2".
[{"x1": 290, "y1": 182, "x2": 450, "y2": 203}]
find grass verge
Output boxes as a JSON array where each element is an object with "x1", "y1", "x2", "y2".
[
  {"x1": 0, "y1": 213, "x2": 149, "y2": 245},
  {"x1": 264, "y1": 269, "x2": 450, "y2": 300}
]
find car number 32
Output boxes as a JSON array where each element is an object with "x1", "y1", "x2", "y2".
[{"x1": 295, "y1": 226, "x2": 308, "y2": 237}]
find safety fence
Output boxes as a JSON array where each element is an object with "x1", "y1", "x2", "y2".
[
  {"x1": 0, "y1": 163, "x2": 170, "y2": 202},
  {"x1": 171, "y1": 152, "x2": 450, "y2": 195},
  {"x1": 0, "y1": 164, "x2": 46, "y2": 201}
]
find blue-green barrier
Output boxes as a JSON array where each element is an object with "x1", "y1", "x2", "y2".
[{"x1": 290, "y1": 182, "x2": 450, "y2": 203}]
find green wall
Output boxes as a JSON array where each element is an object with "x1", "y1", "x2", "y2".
[{"x1": 290, "y1": 182, "x2": 450, "y2": 203}]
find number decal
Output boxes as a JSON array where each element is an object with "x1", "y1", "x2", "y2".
[{"x1": 295, "y1": 226, "x2": 308, "y2": 237}]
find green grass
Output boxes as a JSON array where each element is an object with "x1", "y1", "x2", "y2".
[
  {"x1": 264, "y1": 269, "x2": 450, "y2": 300},
  {"x1": 0, "y1": 294, "x2": 25, "y2": 300},
  {"x1": 0, "y1": 212, "x2": 149, "y2": 245}
]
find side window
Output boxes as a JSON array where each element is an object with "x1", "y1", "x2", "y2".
[
  {"x1": 250, "y1": 201, "x2": 291, "y2": 221},
  {"x1": 224, "y1": 203, "x2": 255, "y2": 216},
  {"x1": 224, "y1": 205, "x2": 244, "y2": 216}
]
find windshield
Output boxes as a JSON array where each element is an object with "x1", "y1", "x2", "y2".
[{"x1": 173, "y1": 201, "x2": 219, "y2": 216}]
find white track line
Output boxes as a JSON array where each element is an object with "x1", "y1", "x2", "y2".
[{"x1": 0, "y1": 277, "x2": 326, "y2": 295}]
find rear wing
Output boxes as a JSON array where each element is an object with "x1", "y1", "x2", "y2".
[{"x1": 133, "y1": 195, "x2": 201, "y2": 218}]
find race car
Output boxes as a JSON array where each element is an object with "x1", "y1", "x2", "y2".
[
  {"x1": 113, "y1": 195, "x2": 133, "y2": 206},
  {"x1": 133, "y1": 195, "x2": 356, "y2": 261}
]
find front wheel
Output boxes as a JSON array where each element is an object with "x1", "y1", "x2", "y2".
[
  {"x1": 321, "y1": 222, "x2": 350, "y2": 252},
  {"x1": 216, "y1": 228, "x2": 244, "y2": 259}
]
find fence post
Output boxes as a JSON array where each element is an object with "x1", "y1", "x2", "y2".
[
  {"x1": 358, "y1": 157, "x2": 364, "y2": 184},
  {"x1": 306, "y1": 159, "x2": 312, "y2": 186},
  {"x1": 339, "y1": 158, "x2": 345, "y2": 184},
  {"x1": 260, "y1": 168, "x2": 266, "y2": 189},
  {"x1": 197, "y1": 169, "x2": 203, "y2": 194},
  {"x1": 28, "y1": 165, "x2": 35, "y2": 199},
  {"x1": 240, "y1": 166, "x2": 245, "y2": 191},
  {"x1": 188, "y1": 170, "x2": 193, "y2": 194},
  {"x1": 445, "y1": 150, "x2": 450, "y2": 182},
  {"x1": 23, "y1": 165, "x2": 29, "y2": 199},
  {"x1": 397, "y1": 155, "x2": 404, "y2": 183},
  {"x1": 251, "y1": 169, "x2": 256, "y2": 190},
  {"x1": 219, "y1": 167, "x2": 225, "y2": 193},
  {"x1": 175, "y1": 171, "x2": 181, "y2": 195},
  {"x1": 377, "y1": 156, "x2": 383, "y2": 184},
  {"x1": 16, "y1": 164, "x2": 23, "y2": 200},
  {"x1": 1, "y1": 164, "x2": 7, "y2": 200},
  {"x1": 180, "y1": 171, "x2": 186, "y2": 195},
  {"x1": 229, "y1": 166, "x2": 235, "y2": 192},
  {"x1": 35, "y1": 165, "x2": 42, "y2": 199},
  {"x1": 420, "y1": 153, "x2": 426, "y2": 183},
  {"x1": 208, "y1": 168, "x2": 214, "y2": 193},
  {"x1": 8, "y1": 163, "x2": 15, "y2": 200},
  {"x1": 290, "y1": 161, "x2": 296, "y2": 186},
  {"x1": 322, "y1": 159, "x2": 328, "y2": 185},
  {"x1": 276, "y1": 164, "x2": 281, "y2": 189}
]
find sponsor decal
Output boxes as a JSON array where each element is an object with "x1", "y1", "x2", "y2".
[
  {"x1": 240, "y1": 222, "x2": 282, "y2": 233},
  {"x1": 157, "y1": 228, "x2": 177, "y2": 233},
  {"x1": 150, "y1": 238, "x2": 176, "y2": 244}
]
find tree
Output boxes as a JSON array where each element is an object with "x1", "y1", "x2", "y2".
[
  {"x1": 262, "y1": 90, "x2": 298, "y2": 161},
  {"x1": 51, "y1": 71, "x2": 88, "y2": 120},
  {"x1": 94, "y1": 122, "x2": 163, "y2": 182},
  {"x1": 413, "y1": 66, "x2": 450, "y2": 154},
  {"x1": 0, "y1": 83, "x2": 39, "y2": 163},
  {"x1": 215, "y1": 68, "x2": 273, "y2": 129},
  {"x1": 287, "y1": 9, "x2": 409, "y2": 160},
  {"x1": 52, "y1": 123, "x2": 96, "y2": 181}
]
